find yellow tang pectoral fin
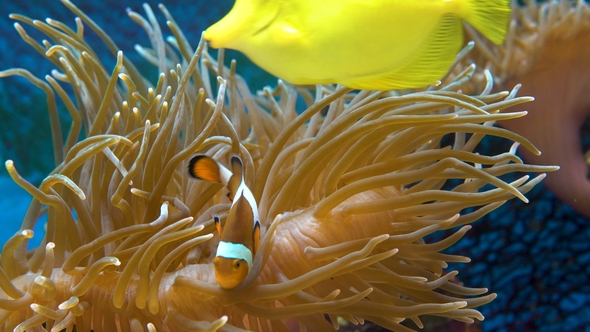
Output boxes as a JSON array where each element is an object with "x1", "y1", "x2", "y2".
[
  {"x1": 343, "y1": 15, "x2": 463, "y2": 90},
  {"x1": 188, "y1": 155, "x2": 223, "y2": 183}
]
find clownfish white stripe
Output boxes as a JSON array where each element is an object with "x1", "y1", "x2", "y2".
[
  {"x1": 234, "y1": 182, "x2": 260, "y2": 226},
  {"x1": 216, "y1": 241, "x2": 253, "y2": 270}
]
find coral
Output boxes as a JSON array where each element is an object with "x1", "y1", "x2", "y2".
[
  {"x1": 0, "y1": 1, "x2": 555, "y2": 331},
  {"x1": 459, "y1": 0, "x2": 590, "y2": 217}
]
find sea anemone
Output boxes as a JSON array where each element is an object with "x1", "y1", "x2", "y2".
[
  {"x1": 461, "y1": 0, "x2": 590, "y2": 217},
  {"x1": 0, "y1": 1, "x2": 556, "y2": 331}
]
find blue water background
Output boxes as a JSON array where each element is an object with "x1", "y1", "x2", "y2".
[{"x1": 0, "y1": 1, "x2": 588, "y2": 331}]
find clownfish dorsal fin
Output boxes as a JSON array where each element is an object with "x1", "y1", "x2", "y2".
[
  {"x1": 230, "y1": 155, "x2": 243, "y2": 177},
  {"x1": 227, "y1": 156, "x2": 243, "y2": 197},
  {"x1": 188, "y1": 155, "x2": 232, "y2": 186}
]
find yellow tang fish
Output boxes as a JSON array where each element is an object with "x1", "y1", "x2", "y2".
[
  {"x1": 204, "y1": 0, "x2": 511, "y2": 90},
  {"x1": 188, "y1": 155, "x2": 261, "y2": 289}
]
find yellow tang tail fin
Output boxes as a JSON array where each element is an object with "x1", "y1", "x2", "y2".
[{"x1": 464, "y1": 0, "x2": 511, "y2": 45}]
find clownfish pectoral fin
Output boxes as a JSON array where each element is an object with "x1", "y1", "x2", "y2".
[
  {"x1": 214, "y1": 215, "x2": 222, "y2": 237},
  {"x1": 253, "y1": 220, "x2": 260, "y2": 254},
  {"x1": 188, "y1": 155, "x2": 233, "y2": 186}
]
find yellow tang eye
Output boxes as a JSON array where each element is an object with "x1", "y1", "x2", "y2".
[{"x1": 233, "y1": 259, "x2": 241, "y2": 270}]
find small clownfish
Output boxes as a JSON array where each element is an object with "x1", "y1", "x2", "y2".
[
  {"x1": 188, "y1": 155, "x2": 261, "y2": 289},
  {"x1": 204, "y1": 0, "x2": 511, "y2": 90}
]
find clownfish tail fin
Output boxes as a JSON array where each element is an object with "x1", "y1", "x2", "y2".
[
  {"x1": 188, "y1": 155, "x2": 233, "y2": 186},
  {"x1": 188, "y1": 155, "x2": 222, "y2": 183}
]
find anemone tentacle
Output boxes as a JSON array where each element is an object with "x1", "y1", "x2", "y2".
[{"x1": 0, "y1": 1, "x2": 556, "y2": 331}]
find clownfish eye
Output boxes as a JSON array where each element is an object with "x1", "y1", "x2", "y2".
[{"x1": 233, "y1": 260, "x2": 241, "y2": 270}]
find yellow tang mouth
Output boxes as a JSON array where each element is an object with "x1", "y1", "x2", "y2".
[{"x1": 204, "y1": 0, "x2": 281, "y2": 49}]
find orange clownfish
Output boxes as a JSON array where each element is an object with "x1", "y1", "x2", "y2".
[{"x1": 188, "y1": 155, "x2": 261, "y2": 289}]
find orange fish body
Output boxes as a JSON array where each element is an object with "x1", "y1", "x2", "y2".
[{"x1": 188, "y1": 155, "x2": 260, "y2": 289}]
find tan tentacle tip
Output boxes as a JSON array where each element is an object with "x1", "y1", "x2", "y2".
[
  {"x1": 58, "y1": 296, "x2": 80, "y2": 310},
  {"x1": 5, "y1": 160, "x2": 14, "y2": 170},
  {"x1": 439, "y1": 214, "x2": 461, "y2": 229},
  {"x1": 200, "y1": 233, "x2": 214, "y2": 241},
  {"x1": 373, "y1": 234, "x2": 390, "y2": 243},
  {"x1": 130, "y1": 188, "x2": 151, "y2": 199},
  {"x1": 460, "y1": 225, "x2": 472, "y2": 232},
  {"x1": 29, "y1": 303, "x2": 42, "y2": 311},
  {"x1": 46, "y1": 242, "x2": 55, "y2": 250},
  {"x1": 453, "y1": 301, "x2": 468, "y2": 309},
  {"x1": 205, "y1": 98, "x2": 216, "y2": 108},
  {"x1": 212, "y1": 316, "x2": 228, "y2": 329},
  {"x1": 324, "y1": 289, "x2": 341, "y2": 301},
  {"x1": 30, "y1": 303, "x2": 68, "y2": 321},
  {"x1": 21, "y1": 229, "x2": 34, "y2": 238},
  {"x1": 160, "y1": 201, "x2": 170, "y2": 214},
  {"x1": 34, "y1": 276, "x2": 50, "y2": 285}
]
